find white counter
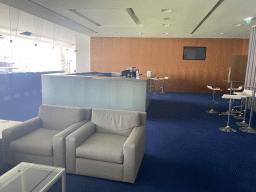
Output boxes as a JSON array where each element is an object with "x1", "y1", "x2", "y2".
[{"x1": 41, "y1": 73, "x2": 153, "y2": 112}]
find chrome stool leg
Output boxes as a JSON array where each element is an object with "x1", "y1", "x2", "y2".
[
  {"x1": 233, "y1": 98, "x2": 244, "y2": 119},
  {"x1": 221, "y1": 82, "x2": 242, "y2": 115},
  {"x1": 236, "y1": 97, "x2": 249, "y2": 126},
  {"x1": 240, "y1": 88, "x2": 256, "y2": 133},
  {"x1": 207, "y1": 90, "x2": 218, "y2": 113},
  {"x1": 160, "y1": 79, "x2": 165, "y2": 94},
  {"x1": 159, "y1": 77, "x2": 168, "y2": 94},
  {"x1": 219, "y1": 97, "x2": 237, "y2": 132}
]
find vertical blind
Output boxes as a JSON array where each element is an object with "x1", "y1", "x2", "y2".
[{"x1": 245, "y1": 26, "x2": 256, "y2": 89}]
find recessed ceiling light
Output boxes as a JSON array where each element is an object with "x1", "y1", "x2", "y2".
[
  {"x1": 163, "y1": 33, "x2": 169, "y2": 35},
  {"x1": 232, "y1": 24, "x2": 241, "y2": 27},
  {"x1": 216, "y1": 33, "x2": 224, "y2": 35},
  {"x1": 162, "y1": 9, "x2": 171, "y2": 13},
  {"x1": 162, "y1": 24, "x2": 170, "y2": 26},
  {"x1": 163, "y1": 18, "x2": 170, "y2": 20}
]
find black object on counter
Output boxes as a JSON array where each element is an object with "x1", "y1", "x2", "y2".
[{"x1": 121, "y1": 70, "x2": 136, "y2": 78}]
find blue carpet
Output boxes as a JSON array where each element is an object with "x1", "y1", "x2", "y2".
[{"x1": 1, "y1": 92, "x2": 256, "y2": 192}]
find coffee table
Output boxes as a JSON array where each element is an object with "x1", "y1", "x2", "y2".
[{"x1": 0, "y1": 162, "x2": 66, "y2": 192}]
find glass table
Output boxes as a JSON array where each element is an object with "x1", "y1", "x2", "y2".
[{"x1": 0, "y1": 162, "x2": 66, "y2": 192}]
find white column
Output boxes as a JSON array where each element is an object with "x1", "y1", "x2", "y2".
[{"x1": 76, "y1": 33, "x2": 90, "y2": 72}]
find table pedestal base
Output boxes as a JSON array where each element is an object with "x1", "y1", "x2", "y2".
[
  {"x1": 219, "y1": 126, "x2": 237, "y2": 132},
  {"x1": 233, "y1": 114, "x2": 244, "y2": 119},
  {"x1": 221, "y1": 109, "x2": 236, "y2": 115},
  {"x1": 236, "y1": 121, "x2": 249, "y2": 126},
  {"x1": 239, "y1": 127, "x2": 256, "y2": 133},
  {"x1": 206, "y1": 109, "x2": 218, "y2": 114}
]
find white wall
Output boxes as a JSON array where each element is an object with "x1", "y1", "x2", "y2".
[{"x1": 76, "y1": 33, "x2": 90, "y2": 72}]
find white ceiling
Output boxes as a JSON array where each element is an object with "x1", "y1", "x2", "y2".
[{"x1": 0, "y1": 0, "x2": 255, "y2": 40}]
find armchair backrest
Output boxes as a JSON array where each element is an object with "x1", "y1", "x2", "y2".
[
  {"x1": 39, "y1": 104, "x2": 91, "y2": 131},
  {"x1": 91, "y1": 108, "x2": 142, "y2": 136}
]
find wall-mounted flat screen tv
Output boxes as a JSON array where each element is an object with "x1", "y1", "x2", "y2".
[{"x1": 183, "y1": 46, "x2": 206, "y2": 60}]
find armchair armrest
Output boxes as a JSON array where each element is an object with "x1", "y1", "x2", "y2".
[
  {"x1": 66, "y1": 121, "x2": 96, "y2": 174},
  {"x1": 123, "y1": 125, "x2": 146, "y2": 183},
  {"x1": 2, "y1": 117, "x2": 41, "y2": 164},
  {"x1": 53, "y1": 120, "x2": 90, "y2": 168}
]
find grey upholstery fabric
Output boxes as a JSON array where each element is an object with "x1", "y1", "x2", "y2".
[
  {"x1": 123, "y1": 125, "x2": 146, "y2": 183},
  {"x1": 76, "y1": 158, "x2": 124, "y2": 182},
  {"x1": 10, "y1": 128, "x2": 60, "y2": 156},
  {"x1": 66, "y1": 108, "x2": 147, "y2": 183},
  {"x1": 3, "y1": 105, "x2": 90, "y2": 168},
  {"x1": 92, "y1": 108, "x2": 140, "y2": 136},
  {"x1": 53, "y1": 120, "x2": 89, "y2": 168},
  {"x1": 39, "y1": 104, "x2": 86, "y2": 131},
  {"x1": 11, "y1": 151, "x2": 54, "y2": 166},
  {"x1": 2, "y1": 117, "x2": 42, "y2": 164},
  {"x1": 139, "y1": 112, "x2": 147, "y2": 125},
  {"x1": 66, "y1": 122, "x2": 96, "y2": 174},
  {"x1": 76, "y1": 133, "x2": 127, "y2": 164}
]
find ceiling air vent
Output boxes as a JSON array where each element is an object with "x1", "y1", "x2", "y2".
[
  {"x1": 191, "y1": 0, "x2": 225, "y2": 34},
  {"x1": 20, "y1": 31, "x2": 32, "y2": 36},
  {"x1": 126, "y1": 8, "x2": 141, "y2": 25}
]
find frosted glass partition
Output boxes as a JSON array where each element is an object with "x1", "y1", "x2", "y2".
[{"x1": 42, "y1": 74, "x2": 152, "y2": 112}]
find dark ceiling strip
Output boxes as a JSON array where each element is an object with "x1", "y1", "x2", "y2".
[
  {"x1": 126, "y1": 8, "x2": 141, "y2": 25},
  {"x1": 68, "y1": 9, "x2": 101, "y2": 27},
  {"x1": 28, "y1": 0, "x2": 97, "y2": 33},
  {"x1": 191, "y1": 0, "x2": 225, "y2": 34}
]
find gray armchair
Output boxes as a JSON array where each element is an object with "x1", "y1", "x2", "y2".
[
  {"x1": 66, "y1": 108, "x2": 147, "y2": 183},
  {"x1": 2, "y1": 104, "x2": 91, "y2": 168}
]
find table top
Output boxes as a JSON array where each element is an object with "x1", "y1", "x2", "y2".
[
  {"x1": 42, "y1": 73, "x2": 150, "y2": 81},
  {"x1": 0, "y1": 120, "x2": 22, "y2": 139},
  {"x1": 0, "y1": 162, "x2": 65, "y2": 192}
]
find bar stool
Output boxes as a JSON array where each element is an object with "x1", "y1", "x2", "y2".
[
  {"x1": 150, "y1": 77, "x2": 159, "y2": 92},
  {"x1": 233, "y1": 90, "x2": 248, "y2": 120},
  {"x1": 159, "y1": 77, "x2": 168, "y2": 94},
  {"x1": 228, "y1": 85, "x2": 243, "y2": 113},
  {"x1": 219, "y1": 94, "x2": 242, "y2": 132},
  {"x1": 206, "y1": 85, "x2": 222, "y2": 113},
  {"x1": 235, "y1": 90, "x2": 251, "y2": 127},
  {"x1": 221, "y1": 84, "x2": 243, "y2": 115},
  {"x1": 239, "y1": 87, "x2": 256, "y2": 133}
]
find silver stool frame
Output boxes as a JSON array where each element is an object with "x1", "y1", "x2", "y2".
[
  {"x1": 240, "y1": 87, "x2": 256, "y2": 133},
  {"x1": 206, "y1": 86, "x2": 222, "y2": 114},
  {"x1": 219, "y1": 94, "x2": 242, "y2": 132}
]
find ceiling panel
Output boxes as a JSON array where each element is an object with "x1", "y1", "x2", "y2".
[
  {"x1": 0, "y1": 0, "x2": 255, "y2": 38},
  {"x1": 75, "y1": 9, "x2": 137, "y2": 27}
]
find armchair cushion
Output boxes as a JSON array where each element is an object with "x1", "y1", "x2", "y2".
[
  {"x1": 10, "y1": 128, "x2": 60, "y2": 157},
  {"x1": 39, "y1": 105, "x2": 86, "y2": 131},
  {"x1": 92, "y1": 108, "x2": 140, "y2": 136},
  {"x1": 76, "y1": 133, "x2": 128, "y2": 164}
]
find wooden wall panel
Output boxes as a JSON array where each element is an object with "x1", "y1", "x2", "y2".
[
  {"x1": 242, "y1": 39, "x2": 249, "y2": 56},
  {"x1": 91, "y1": 37, "x2": 249, "y2": 93}
]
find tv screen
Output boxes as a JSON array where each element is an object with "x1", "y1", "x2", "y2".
[{"x1": 183, "y1": 46, "x2": 206, "y2": 60}]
